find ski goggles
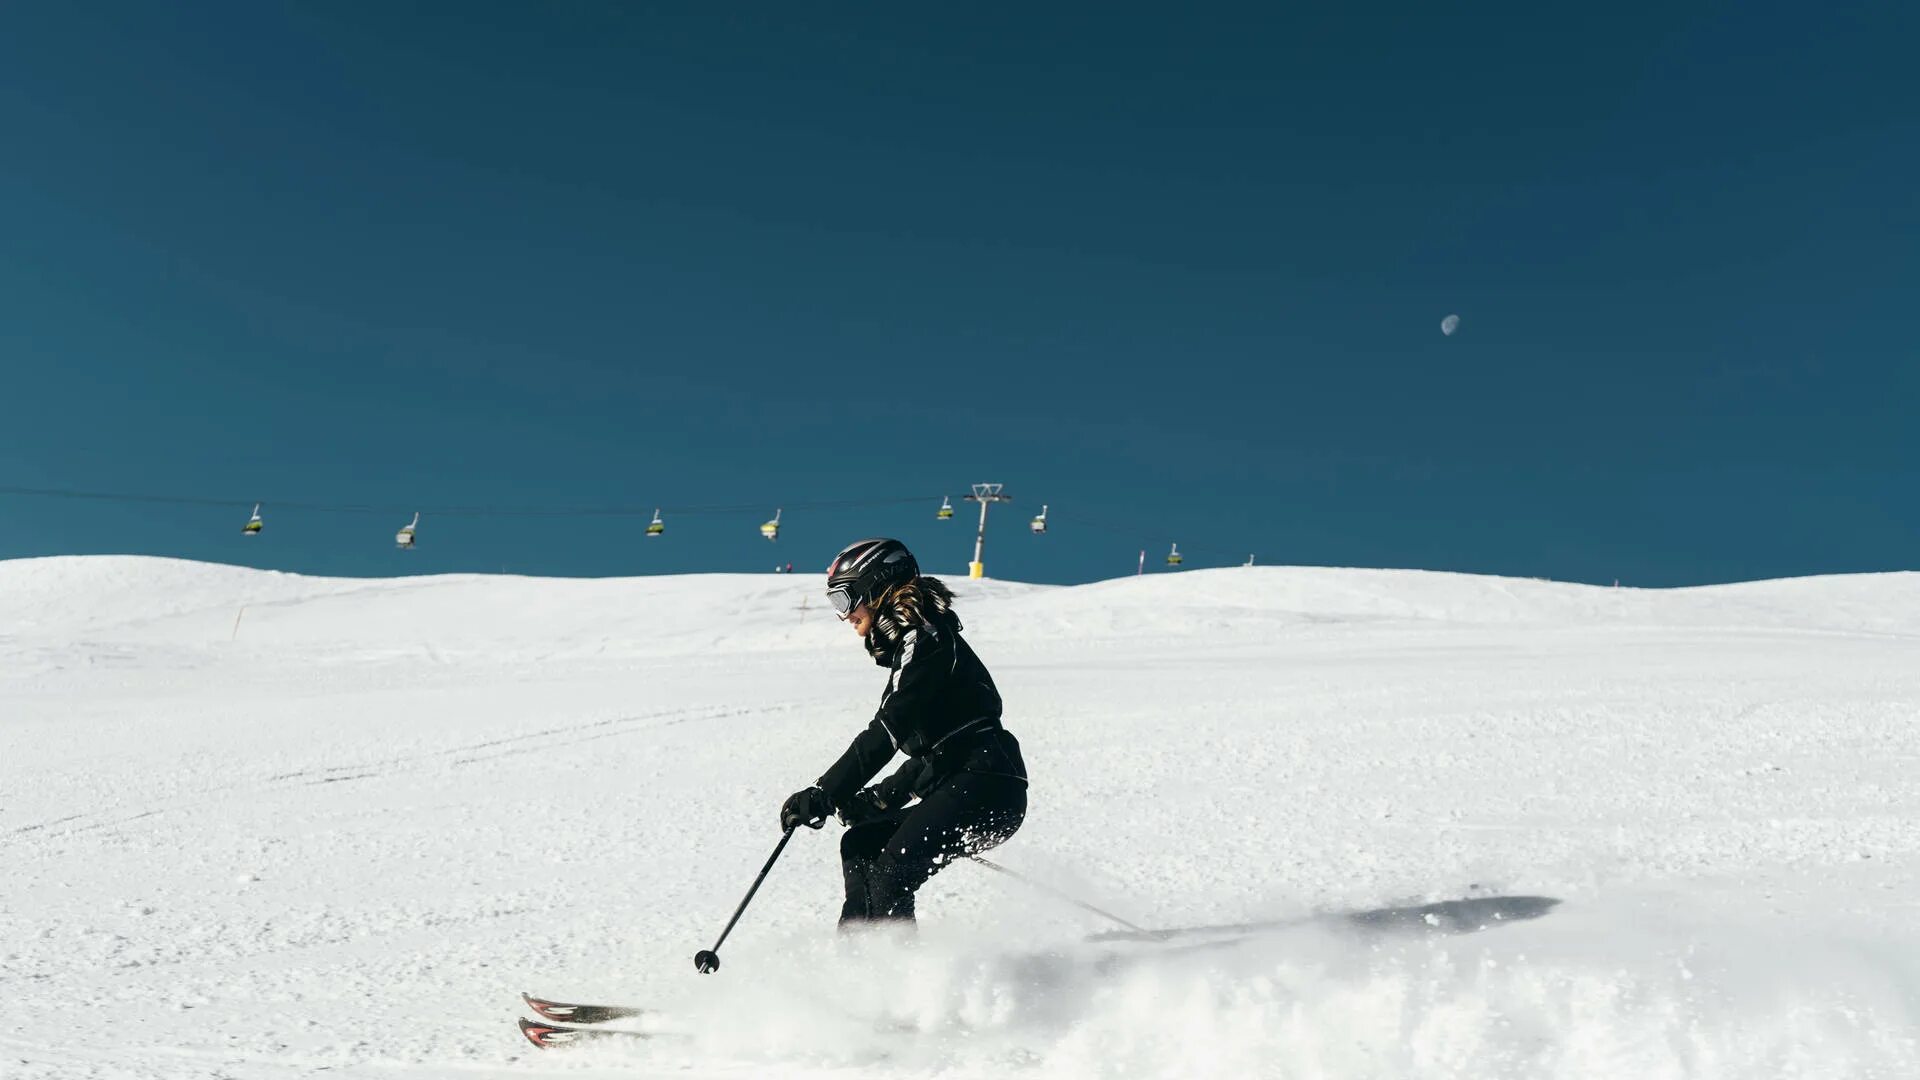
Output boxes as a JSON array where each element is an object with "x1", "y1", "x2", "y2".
[{"x1": 827, "y1": 584, "x2": 859, "y2": 617}]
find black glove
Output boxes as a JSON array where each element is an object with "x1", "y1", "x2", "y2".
[
  {"x1": 837, "y1": 788, "x2": 889, "y2": 827},
  {"x1": 780, "y1": 786, "x2": 833, "y2": 831},
  {"x1": 874, "y1": 761, "x2": 929, "y2": 808}
]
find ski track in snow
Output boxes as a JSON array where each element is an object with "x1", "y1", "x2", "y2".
[{"x1": 3, "y1": 556, "x2": 1920, "y2": 1078}]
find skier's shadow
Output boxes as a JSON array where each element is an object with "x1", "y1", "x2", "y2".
[{"x1": 1087, "y1": 894, "x2": 1562, "y2": 945}]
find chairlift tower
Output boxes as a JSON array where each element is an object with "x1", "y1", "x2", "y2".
[{"x1": 962, "y1": 483, "x2": 1011, "y2": 579}]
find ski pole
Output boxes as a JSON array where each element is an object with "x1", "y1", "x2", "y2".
[
  {"x1": 695, "y1": 825, "x2": 797, "y2": 974},
  {"x1": 968, "y1": 855, "x2": 1149, "y2": 935}
]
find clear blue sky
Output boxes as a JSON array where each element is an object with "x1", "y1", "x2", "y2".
[{"x1": 1, "y1": 3, "x2": 1913, "y2": 585}]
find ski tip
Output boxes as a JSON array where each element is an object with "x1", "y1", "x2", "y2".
[
  {"x1": 517, "y1": 1015, "x2": 650, "y2": 1050},
  {"x1": 518, "y1": 1016, "x2": 564, "y2": 1049},
  {"x1": 520, "y1": 993, "x2": 645, "y2": 1024}
]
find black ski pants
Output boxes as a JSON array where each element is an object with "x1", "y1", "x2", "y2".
[{"x1": 839, "y1": 771, "x2": 1026, "y2": 925}]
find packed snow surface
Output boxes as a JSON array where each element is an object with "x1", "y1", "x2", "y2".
[{"x1": 5, "y1": 555, "x2": 1920, "y2": 1078}]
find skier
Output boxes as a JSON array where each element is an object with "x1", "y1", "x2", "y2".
[{"x1": 780, "y1": 538, "x2": 1028, "y2": 925}]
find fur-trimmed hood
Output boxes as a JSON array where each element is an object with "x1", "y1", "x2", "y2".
[{"x1": 866, "y1": 576, "x2": 961, "y2": 664}]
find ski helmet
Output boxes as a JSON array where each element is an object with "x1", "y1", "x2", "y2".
[{"x1": 825, "y1": 538, "x2": 918, "y2": 616}]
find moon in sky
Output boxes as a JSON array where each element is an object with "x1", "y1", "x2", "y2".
[{"x1": 1440, "y1": 314, "x2": 1460, "y2": 336}]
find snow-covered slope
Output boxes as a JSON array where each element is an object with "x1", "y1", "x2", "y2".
[{"x1": 4, "y1": 556, "x2": 1918, "y2": 1078}]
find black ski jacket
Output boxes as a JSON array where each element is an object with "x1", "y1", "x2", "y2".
[{"x1": 816, "y1": 610, "x2": 1025, "y2": 811}]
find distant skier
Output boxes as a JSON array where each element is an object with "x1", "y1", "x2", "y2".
[{"x1": 780, "y1": 538, "x2": 1027, "y2": 925}]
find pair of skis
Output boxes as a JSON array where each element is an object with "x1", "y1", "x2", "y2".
[{"x1": 517, "y1": 992, "x2": 651, "y2": 1050}]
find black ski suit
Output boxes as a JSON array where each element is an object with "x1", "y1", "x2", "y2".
[{"x1": 817, "y1": 608, "x2": 1027, "y2": 924}]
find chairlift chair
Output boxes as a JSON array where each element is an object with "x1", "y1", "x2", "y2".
[
  {"x1": 1166, "y1": 542, "x2": 1182, "y2": 567},
  {"x1": 396, "y1": 512, "x2": 420, "y2": 550},
  {"x1": 1030, "y1": 504, "x2": 1048, "y2": 535},
  {"x1": 242, "y1": 504, "x2": 263, "y2": 536},
  {"x1": 761, "y1": 508, "x2": 781, "y2": 542},
  {"x1": 937, "y1": 496, "x2": 954, "y2": 521},
  {"x1": 646, "y1": 509, "x2": 665, "y2": 538}
]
